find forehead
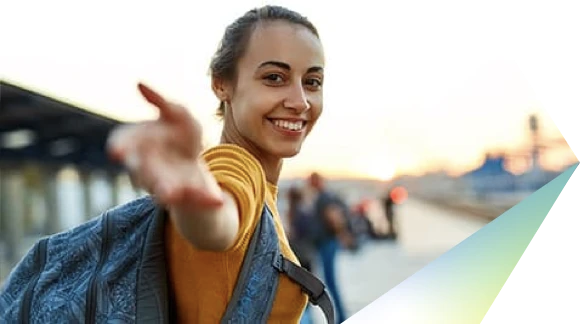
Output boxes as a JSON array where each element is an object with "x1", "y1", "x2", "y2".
[{"x1": 241, "y1": 21, "x2": 325, "y2": 70}]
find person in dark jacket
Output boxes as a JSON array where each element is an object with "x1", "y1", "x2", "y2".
[
  {"x1": 287, "y1": 186, "x2": 316, "y2": 272},
  {"x1": 286, "y1": 186, "x2": 317, "y2": 324},
  {"x1": 307, "y1": 172, "x2": 353, "y2": 323},
  {"x1": 384, "y1": 189, "x2": 397, "y2": 239},
  {"x1": 382, "y1": 186, "x2": 407, "y2": 240}
]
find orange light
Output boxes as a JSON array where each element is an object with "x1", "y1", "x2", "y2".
[{"x1": 390, "y1": 186, "x2": 408, "y2": 204}]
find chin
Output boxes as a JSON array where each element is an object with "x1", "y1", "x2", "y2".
[
  {"x1": 280, "y1": 150, "x2": 301, "y2": 158},
  {"x1": 268, "y1": 144, "x2": 302, "y2": 159}
]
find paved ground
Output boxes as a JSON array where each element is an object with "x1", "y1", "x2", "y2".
[{"x1": 309, "y1": 198, "x2": 489, "y2": 323}]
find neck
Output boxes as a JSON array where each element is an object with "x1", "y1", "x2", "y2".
[{"x1": 220, "y1": 131, "x2": 283, "y2": 185}]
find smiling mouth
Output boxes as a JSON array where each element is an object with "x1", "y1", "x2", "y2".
[{"x1": 268, "y1": 119, "x2": 307, "y2": 132}]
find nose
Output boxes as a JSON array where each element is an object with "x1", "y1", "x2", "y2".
[{"x1": 283, "y1": 82, "x2": 310, "y2": 112}]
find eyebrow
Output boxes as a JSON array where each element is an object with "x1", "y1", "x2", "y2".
[{"x1": 258, "y1": 60, "x2": 324, "y2": 74}]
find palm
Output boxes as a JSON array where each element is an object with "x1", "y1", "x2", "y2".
[{"x1": 107, "y1": 83, "x2": 222, "y2": 208}]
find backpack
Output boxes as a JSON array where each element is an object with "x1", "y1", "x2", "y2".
[{"x1": 0, "y1": 196, "x2": 335, "y2": 323}]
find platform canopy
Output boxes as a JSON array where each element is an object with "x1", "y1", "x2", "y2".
[{"x1": 0, "y1": 80, "x2": 125, "y2": 173}]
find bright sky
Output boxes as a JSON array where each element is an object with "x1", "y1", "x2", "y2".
[{"x1": 1, "y1": 0, "x2": 574, "y2": 180}]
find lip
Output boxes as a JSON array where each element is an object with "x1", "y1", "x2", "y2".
[{"x1": 267, "y1": 117, "x2": 308, "y2": 123}]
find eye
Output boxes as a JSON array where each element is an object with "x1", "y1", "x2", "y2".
[
  {"x1": 263, "y1": 73, "x2": 285, "y2": 85},
  {"x1": 305, "y1": 77, "x2": 323, "y2": 90}
]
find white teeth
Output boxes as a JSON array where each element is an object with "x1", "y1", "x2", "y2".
[{"x1": 272, "y1": 119, "x2": 304, "y2": 131}]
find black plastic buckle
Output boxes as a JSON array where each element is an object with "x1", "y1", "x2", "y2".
[{"x1": 272, "y1": 253, "x2": 285, "y2": 272}]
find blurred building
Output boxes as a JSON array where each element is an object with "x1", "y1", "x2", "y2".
[
  {"x1": 461, "y1": 154, "x2": 517, "y2": 199},
  {"x1": 0, "y1": 80, "x2": 135, "y2": 275},
  {"x1": 461, "y1": 114, "x2": 573, "y2": 199}
]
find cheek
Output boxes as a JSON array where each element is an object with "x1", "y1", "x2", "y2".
[
  {"x1": 234, "y1": 83, "x2": 278, "y2": 115},
  {"x1": 231, "y1": 96, "x2": 270, "y2": 136},
  {"x1": 310, "y1": 98, "x2": 323, "y2": 123},
  {"x1": 241, "y1": 92, "x2": 279, "y2": 124}
]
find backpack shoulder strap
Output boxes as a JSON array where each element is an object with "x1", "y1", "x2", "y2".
[
  {"x1": 272, "y1": 253, "x2": 335, "y2": 324},
  {"x1": 220, "y1": 205, "x2": 281, "y2": 323},
  {"x1": 220, "y1": 203, "x2": 336, "y2": 324}
]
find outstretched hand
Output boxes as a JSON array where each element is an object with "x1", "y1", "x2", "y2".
[{"x1": 107, "y1": 83, "x2": 224, "y2": 209}]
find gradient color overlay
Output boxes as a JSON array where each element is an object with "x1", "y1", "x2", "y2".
[{"x1": 346, "y1": 163, "x2": 578, "y2": 324}]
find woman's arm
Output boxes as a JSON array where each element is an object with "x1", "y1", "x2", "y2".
[
  {"x1": 107, "y1": 84, "x2": 264, "y2": 252},
  {"x1": 166, "y1": 159, "x2": 241, "y2": 251}
]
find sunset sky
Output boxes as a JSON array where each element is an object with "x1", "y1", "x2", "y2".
[{"x1": 1, "y1": 0, "x2": 575, "y2": 180}]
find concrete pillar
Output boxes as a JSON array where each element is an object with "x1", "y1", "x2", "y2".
[
  {"x1": 108, "y1": 172, "x2": 120, "y2": 208},
  {"x1": 0, "y1": 168, "x2": 25, "y2": 267},
  {"x1": 0, "y1": 168, "x2": 4, "y2": 247},
  {"x1": 79, "y1": 170, "x2": 94, "y2": 221},
  {"x1": 42, "y1": 168, "x2": 61, "y2": 235},
  {"x1": 21, "y1": 164, "x2": 44, "y2": 235}
]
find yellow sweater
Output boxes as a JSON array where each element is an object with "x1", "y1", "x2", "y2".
[{"x1": 165, "y1": 144, "x2": 308, "y2": 323}]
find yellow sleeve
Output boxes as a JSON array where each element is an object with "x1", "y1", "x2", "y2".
[{"x1": 202, "y1": 144, "x2": 267, "y2": 252}]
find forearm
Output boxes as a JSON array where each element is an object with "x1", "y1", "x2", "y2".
[
  {"x1": 168, "y1": 144, "x2": 266, "y2": 252},
  {"x1": 168, "y1": 159, "x2": 240, "y2": 251},
  {"x1": 169, "y1": 191, "x2": 239, "y2": 251}
]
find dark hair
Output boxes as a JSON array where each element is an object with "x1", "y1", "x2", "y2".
[
  {"x1": 209, "y1": 5, "x2": 320, "y2": 118},
  {"x1": 287, "y1": 186, "x2": 304, "y2": 222},
  {"x1": 287, "y1": 186, "x2": 303, "y2": 204}
]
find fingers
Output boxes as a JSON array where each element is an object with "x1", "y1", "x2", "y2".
[
  {"x1": 106, "y1": 122, "x2": 151, "y2": 163},
  {"x1": 118, "y1": 149, "x2": 224, "y2": 208},
  {"x1": 107, "y1": 127, "x2": 223, "y2": 208},
  {"x1": 137, "y1": 83, "x2": 188, "y2": 123},
  {"x1": 145, "y1": 166, "x2": 225, "y2": 209},
  {"x1": 137, "y1": 82, "x2": 201, "y2": 150},
  {"x1": 105, "y1": 83, "x2": 215, "y2": 209},
  {"x1": 106, "y1": 124, "x2": 135, "y2": 163},
  {"x1": 147, "y1": 159, "x2": 224, "y2": 207}
]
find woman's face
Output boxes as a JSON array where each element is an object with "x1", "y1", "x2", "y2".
[{"x1": 217, "y1": 21, "x2": 325, "y2": 159}]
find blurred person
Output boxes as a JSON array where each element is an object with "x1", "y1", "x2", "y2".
[
  {"x1": 0, "y1": 6, "x2": 336, "y2": 323},
  {"x1": 382, "y1": 186, "x2": 407, "y2": 239},
  {"x1": 286, "y1": 186, "x2": 316, "y2": 272},
  {"x1": 383, "y1": 188, "x2": 397, "y2": 239},
  {"x1": 307, "y1": 172, "x2": 353, "y2": 323},
  {"x1": 352, "y1": 199, "x2": 375, "y2": 239},
  {"x1": 286, "y1": 186, "x2": 317, "y2": 324},
  {"x1": 353, "y1": 198, "x2": 388, "y2": 239}
]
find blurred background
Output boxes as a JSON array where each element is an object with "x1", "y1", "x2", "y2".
[{"x1": 1, "y1": 0, "x2": 578, "y2": 322}]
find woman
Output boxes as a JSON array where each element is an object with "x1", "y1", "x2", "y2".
[{"x1": 1, "y1": 5, "x2": 332, "y2": 323}]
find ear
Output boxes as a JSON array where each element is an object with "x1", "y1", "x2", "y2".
[{"x1": 211, "y1": 76, "x2": 231, "y2": 102}]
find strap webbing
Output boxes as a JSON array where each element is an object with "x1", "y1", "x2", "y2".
[{"x1": 273, "y1": 254, "x2": 335, "y2": 324}]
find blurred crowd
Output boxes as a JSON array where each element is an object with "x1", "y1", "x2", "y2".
[{"x1": 282, "y1": 172, "x2": 407, "y2": 323}]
